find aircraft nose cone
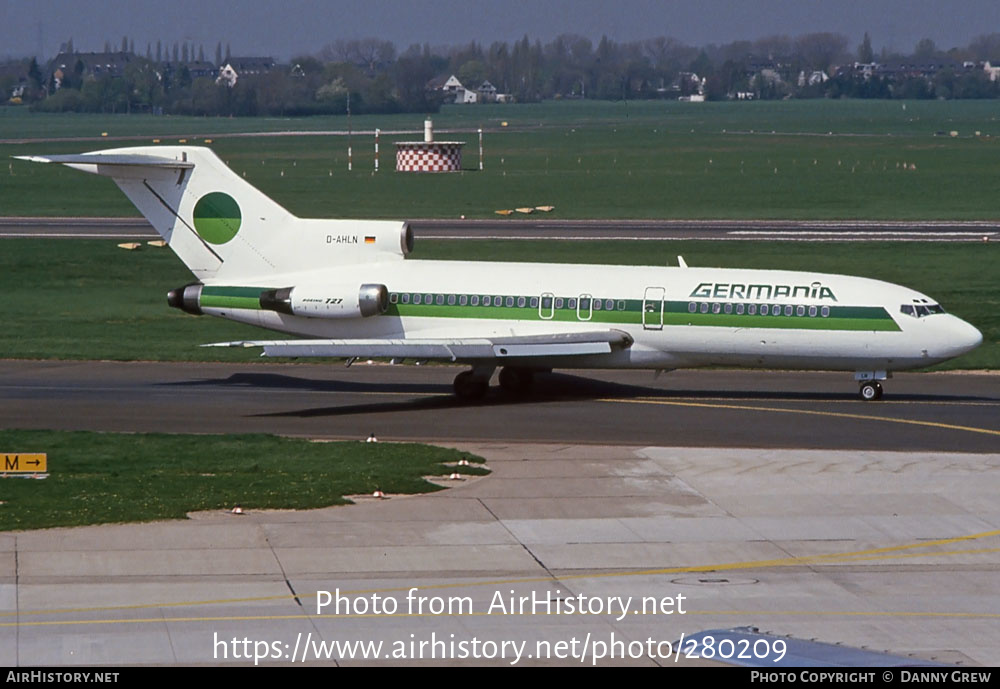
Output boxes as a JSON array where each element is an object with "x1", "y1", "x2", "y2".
[{"x1": 950, "y1": 318, "x2": 982, "y2": 356}]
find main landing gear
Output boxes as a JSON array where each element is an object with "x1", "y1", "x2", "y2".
[
  {"x1": 498, "y1": 367, "x2": 535, "y2": 395},
  {"x1": 855, "y1": 371, "x2": 889, "y2": 401},
  {"x1": 453, "y1": 369, "x2": 491, "y2": 400},
  {"x1": 453, "y1": 366, "x2": 537, "y2": 400}
]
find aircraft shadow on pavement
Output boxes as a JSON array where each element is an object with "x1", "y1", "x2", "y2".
[{"x1": 161, "y1": 371, "x2": 995, "y2": 419}]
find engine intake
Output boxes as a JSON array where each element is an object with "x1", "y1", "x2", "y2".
[{"x1": 166, "y1": 283, "x2": 203, "y2": 315}]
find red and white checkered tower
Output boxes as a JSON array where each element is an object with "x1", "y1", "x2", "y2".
[{"x1": 395, "y1": 119, "x2": 465, "y2": 173}]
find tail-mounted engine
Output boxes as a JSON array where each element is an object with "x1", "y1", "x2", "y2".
[
  {"x1": 259, "y1": 284, "x2": 389, "y2": 319},
  {"x1": 168, "y1": 282, "x2": 389, "y2": 319}
]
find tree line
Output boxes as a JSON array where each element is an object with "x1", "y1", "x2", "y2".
[{"x1": 5, "y1": 31, "x2": 1000, "y2": 116}]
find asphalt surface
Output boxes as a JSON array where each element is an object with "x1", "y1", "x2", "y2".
[
  {"x1": 1, "y1": 362, "x2": 998, "y2": 666},
  {"x1": 1, "y1": 361, "x2": 996, "y2": 453},
  {"x1": 1, "y1": 216, "x2": 998, "y2": 241}
]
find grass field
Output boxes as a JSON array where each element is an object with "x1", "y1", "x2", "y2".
[
  {"x1": 0, "y1": 238, "x2": 994, "y2": 370},
  {"x1": 0, "y1": 430, "x2": 487, "y2": 531},
  {"x1": 4, "y1": 100, "x2": 1000, "y2": 219}
]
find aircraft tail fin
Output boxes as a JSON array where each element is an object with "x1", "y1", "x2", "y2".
[{"x1": 17, "y1": 146, "x2": 410, "y2": 282}]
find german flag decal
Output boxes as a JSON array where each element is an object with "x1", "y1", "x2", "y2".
[{"x1": 365, "y1": 236, "x2": 376, "y2": 244}]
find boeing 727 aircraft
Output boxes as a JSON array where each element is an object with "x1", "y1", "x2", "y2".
[{"x1": 18, "y1": 146, "x2": 982, "y2": 400}]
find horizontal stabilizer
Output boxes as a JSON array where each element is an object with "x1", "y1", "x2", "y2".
[
  {"x1": 14, "y1": 154, "x2": 194, "y2": 169},
  {"x1": 204, "y1": 330, "x2": 633, "y2": 362}
]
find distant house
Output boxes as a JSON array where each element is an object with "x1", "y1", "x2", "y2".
[
  {"x1": 159, "y1": 60, "x2": 217, "y2": 85},
  {"x1": 216, "y1": 57, "x2": 276, "y2": 87},
  {"x1": 852, "y1": 62, "x2": 878, "y2": 80},
  {"x1": 427, "y1": 74, "x2": 478, "y2": 104},
  {"x1": 48, "y1": 51, "x2": 135, "y2": 86},
  {"x1": 797, "y1": 70, "x2": 829, "y2": 87},
  {"x1": 983, "y1": 61, "x2": 1000, "y2": 81},
  {"x1": 455, "y1": 87, "x2": 478, "y2": 104},
  {"x1": 477, "y1": 80, "x2": 497, "y2": 102},
  {"x1": 670, "y1": 72, "x2": 705, "y2": 99}
]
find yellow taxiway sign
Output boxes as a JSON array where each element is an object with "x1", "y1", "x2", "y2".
[{"x1": 2, "y1": 454, "x2": 47, "y2": 473}]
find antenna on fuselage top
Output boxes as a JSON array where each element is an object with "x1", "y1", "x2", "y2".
[{"x1": 677, "y1": 256, "x2": 688, "y2": 268}]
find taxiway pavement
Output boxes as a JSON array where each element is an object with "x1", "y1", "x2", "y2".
[{"x1": 0, "y1": 361, "x2": 997, "y2": 666}]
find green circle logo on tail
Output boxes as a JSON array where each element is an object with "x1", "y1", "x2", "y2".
[{"x1": 193, "y1": 192, "x2": 241, "y2": 244}]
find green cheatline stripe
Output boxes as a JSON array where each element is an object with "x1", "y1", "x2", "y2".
[
  {"x1": 201, "y1": 295, "x2": 260, "y2": 309},
  {"x1": 200, "y1": 286, "x2": 267, "y2": 311},
  {"x1": 195, "y1": 285, "x2": 900, "y2": 332},
  {"x1": 385, "y1": 298, "x2": 899, "y2": 332}
]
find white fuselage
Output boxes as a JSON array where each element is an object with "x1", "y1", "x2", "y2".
[{"x1": 200, "y1": 258, "x2": 983, "y2": 373}]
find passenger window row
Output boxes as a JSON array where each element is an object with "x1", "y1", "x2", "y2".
[
  {"x1": 687, "y1": 302, "x2": 832, "y2": 318},
  {"x1": 389, "y1": 293, "x2": 628, "y2": 311}
]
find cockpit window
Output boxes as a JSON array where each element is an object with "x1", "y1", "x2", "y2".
[{"x1": 901, "y1": 303, "x2": 946, "y2": 318}]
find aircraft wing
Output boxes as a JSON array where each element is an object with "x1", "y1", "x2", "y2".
[{"x1": 204, "y1": 330, "x2": 633, "y2": 361}]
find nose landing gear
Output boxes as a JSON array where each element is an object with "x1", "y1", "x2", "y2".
[
  {"x1": 855, "y1": 371, "x2": 889, "y2": 401},
  {"x1": 859, "y1": 380, "x2": 883, "y2": 401}
]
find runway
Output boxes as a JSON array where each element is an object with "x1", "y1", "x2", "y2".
[
  {"x1": 1, "y1": 216, "x2": 997, "y2": 242},
  {"x1": 0, "y1": 361, "x2": 997, "y2": 452},
  {"x1": 1, "y1": 362, "x2": 998, "y2": 666}
]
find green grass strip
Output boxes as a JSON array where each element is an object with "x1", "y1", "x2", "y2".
[{"x1": 0, "y1": 430, "x2": 487, "y2": 531}]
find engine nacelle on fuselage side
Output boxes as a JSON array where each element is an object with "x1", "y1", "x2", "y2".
[
  {"x1": 168, "y1": 282, "x2": 389, "y2": 320},
  {"x1": 260, "y1": 284, "x2": 389, "y2": 319}
]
